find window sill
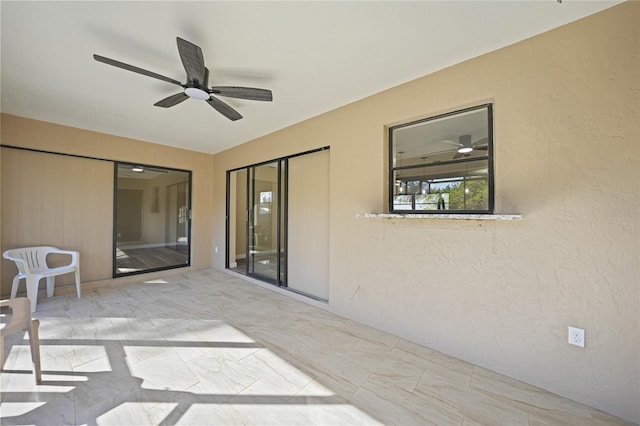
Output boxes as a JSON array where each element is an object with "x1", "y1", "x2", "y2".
[{"x1": 356, "y1": 213, "x2": 523, "y2": 221}]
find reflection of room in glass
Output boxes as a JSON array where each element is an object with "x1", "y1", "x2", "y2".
[
  {"x1": 114, "y1": 163, "x2": 191, "y2": 276},
  {"x1": 259, "y1": 191, "x2": 272, "y2": 214},
  {"x1": 389, "y1": 104, "x2": 493, "y2": 213}
]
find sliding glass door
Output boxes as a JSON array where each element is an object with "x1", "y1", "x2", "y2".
[
  {"x1": 114, "y1": 163, "x2": 191, "y2": 277},
  {"x1": 249, "y1": 162, "x2": 284, "y2": 282},
  {"x1": 228, "y1": 161, "x2": 285, "y2": 285},
  {"x1": 226, "y1": 147, "x2": 329, "y2": 301}
]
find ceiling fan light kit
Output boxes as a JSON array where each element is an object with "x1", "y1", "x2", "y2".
[
  {"x1": 184, "y1": 87, "x2": 210, "y2": 100},
  {"x1": 94, "y1": 37, "x2": 272, "y2": 121}
]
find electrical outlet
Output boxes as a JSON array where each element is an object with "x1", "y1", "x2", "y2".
[{"x1": 568, "y1": 326, "x2": 585, "y2": 347}]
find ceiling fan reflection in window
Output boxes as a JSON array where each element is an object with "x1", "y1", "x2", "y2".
[
  {"x1": 94, "y1": 37, "x2": 272, "y2": 121},
  {"x1": 125, "y1": 165, "x2": 168, "y2": 174},
  {"x1": 439, "y1": 135, "x2": 488, "y2": 159}
]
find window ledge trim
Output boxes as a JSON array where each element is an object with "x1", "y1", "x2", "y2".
[{"x1": 356, "y1": 213, "x2": 523, "y2": 221}]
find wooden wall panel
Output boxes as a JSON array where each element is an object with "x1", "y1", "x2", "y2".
[{"x1": 1, "y1": 148, "x2": 113, "y2": 296}]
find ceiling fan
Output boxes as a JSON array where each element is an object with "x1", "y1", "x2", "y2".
[{"x1": 94, "y1": 37, "x2": 272, "y2": 121}]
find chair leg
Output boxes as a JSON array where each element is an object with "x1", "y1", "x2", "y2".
[
  {"x1": 26, "y1": 277, "x2": 39, "y2": 313},
  {"x1": 74, "y1": 269, "x2": 81, "y2": 298},
  {"x1": 46, "y1": 276, "x2": 56, "y2": 298},
  {"x1": 27, "y1": 319, "x2": 42, "y2": 385},
  {"x1": 10, "y1": 275, "x2": 21, "y2": 299}
]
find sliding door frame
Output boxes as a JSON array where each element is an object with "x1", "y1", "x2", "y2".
[
  {"x1": 225, "y1": 146, "x2": 329, "y2": 290},
  {"x1": 113, "y1": 161, "x2": 192, "y2": 278}
]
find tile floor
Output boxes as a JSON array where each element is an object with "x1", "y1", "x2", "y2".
[{"x1": 0, "y1": 269, "x2": 634, "y2": 425}]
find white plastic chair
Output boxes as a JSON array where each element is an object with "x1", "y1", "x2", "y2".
[
  {"x1": 3, "y1": 246, "x2": 81, "y2": 313},
  {"x1": 0, "y1": 297, "x2": 42, "y2": 384}
]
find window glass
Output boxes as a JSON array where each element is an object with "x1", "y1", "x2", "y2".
[{"x1": 389, "y1": 104, "x2": 493, "y2": 213}]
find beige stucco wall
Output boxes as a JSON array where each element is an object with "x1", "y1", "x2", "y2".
[
  {"x1": 0, "y1": 114, "x2": 215, "y2": 295},
  {"x1": 213, "y1": 3, "x2": 639, "y2": 422}
]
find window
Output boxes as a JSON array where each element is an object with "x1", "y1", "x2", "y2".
[
  {"x1": 113, "y1": 163, "x2": 191, "y2": 277},
  {"x1": 389, "y1": 104, "x2": 493, "y2": 214}
]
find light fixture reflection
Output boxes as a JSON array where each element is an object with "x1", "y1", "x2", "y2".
[{"x1": 457, "y1": 135, "x2": 473, "y2": 153}]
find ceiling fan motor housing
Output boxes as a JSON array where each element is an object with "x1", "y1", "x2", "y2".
[{"x1": 458, "y1": 134, "x2": 473, "y2": 153}]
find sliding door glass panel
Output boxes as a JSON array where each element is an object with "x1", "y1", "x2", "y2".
[
  {"x1": 249, "y1": 162, "x2": 279, "y2": 283},
  {"x1": 279, "y1": 162, "x2": 287, "y2": 285},
  {"x1": 229, "y1": 169, "x2": 248, "y2": 273},
  {"x1": 114, "y1": 163, "x2": 191, "y2": 277}
]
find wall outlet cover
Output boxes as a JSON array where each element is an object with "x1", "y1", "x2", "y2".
[{"x1": 568, "y1": 326, "x2": 585, "y2": 347}]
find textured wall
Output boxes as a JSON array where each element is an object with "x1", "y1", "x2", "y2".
[{"x1": 212, "y1": 3, "x2": 639, "y2": 422}]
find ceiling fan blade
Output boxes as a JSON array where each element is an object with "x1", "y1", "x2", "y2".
[
  {"x1": 154, "y1": 92, "x2": 189, "y2": 108},
  {"x1": 211, "y1": 87, "x2": 273, "y2": 102},
  {"x1": 206, "y1": 96, "x2": 242, "y2": 121},
  {"x1": 474, "y1": 145, "x2": 488, "y2": 151},
  {"x1": 472, "y1": 137, "x2": 489, "y2": 149},
  {"x1": 453, "y1": 152, "x2": 464, "y2": 159},
  {"x1": 176, "y1": 37, "x2": 206, "y2": 86},
  {"x1": 93, "y1": 54, "x2": 182, "y2": 86}
]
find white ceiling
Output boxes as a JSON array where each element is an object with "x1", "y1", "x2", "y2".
[{"x1": 1, "y1": 1, "x2": 621, "y2": 155}]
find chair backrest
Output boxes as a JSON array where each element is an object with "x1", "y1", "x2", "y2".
[
  {"x1": 3, "y1": 246, "x2": 59, "y2": 274},
  {"x1": 0, "y1": 297, "x2": 32, "y2": 336}
]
